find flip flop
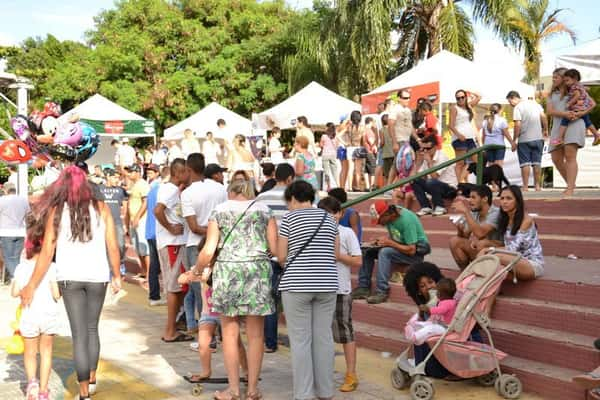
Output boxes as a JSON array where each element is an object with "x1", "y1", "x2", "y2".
[
  {"x1": 184, "y1": 374, "x2": 211, "y2": 383},
  {"x1": 162, "y1": 333, "x2": 194, "y2": 343}
]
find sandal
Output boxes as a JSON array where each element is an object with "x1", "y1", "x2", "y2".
[
  {"x1": 184, "y1": 373, "x2": 211, "y2": 383},
  {"x1": 161, "y1": 333, "x2": 194, "y2": 343},
  {"x1": 26, "y1": 379, "x2": 39, "y2": 400},
  {"x1": 213, "y1": 390, "x2": 240, "y2": 400},
  {"x1": 593, "y1": 136, "x2": 600, "y2": 146},
  {"x1": 246, "y1": 390, "x2": 263, "y2": 400}
]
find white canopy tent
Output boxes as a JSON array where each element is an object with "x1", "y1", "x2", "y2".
[
  {"x1": 258, "y1": 81, "x2": 362, "y2": 130},
  {"x1": 555, "y1": 39, "x2": 600, "y2": 85},
  {"x1": 366, "y1": 50, "x2": 535, "y2": 103},
  {"x1": 163, "y1": 102, "x2": 252, "y2": 141}
]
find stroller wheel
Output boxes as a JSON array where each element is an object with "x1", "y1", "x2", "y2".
[
  {"x1": 410, "y1": 378, "x2": 435, "y2": 400},
  {"x1": 477, "y1": 370, "x2": 498, "y2": 387},
  {"x1": 498, "y1": 375, "x2": 522, "y2": 399},
  {"x1": 391, "y1": 367, "x2": 409, "y2": 390}
]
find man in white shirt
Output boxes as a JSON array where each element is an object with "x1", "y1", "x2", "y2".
[
  {"x1": 388, "y1": 89, "x2": 414, "y2": 153},
  {"x1": 154, "y1": 158, "x2": 192, "y2": 342},
  {"x1": 0, "y1": 184, "x2": 30, "y2": 281},
  {"x1": 413, "y1": 135, "x2": 458, "y2": 216},
  {"x1": 506, "y1": 90, "x2": 549, "y2": 191},
  {"x1": 166, "y1": 140, "x2": 184, "y2": 165},
  {"x1": 112, "y1": 138, "x2": 137, "y2": 172},
  {"x1": 202, "y1": 131, "x2": 222, "y2": 165},
  {"x1": 180, "y1": 153, "x2": 227, "y2": 333}
]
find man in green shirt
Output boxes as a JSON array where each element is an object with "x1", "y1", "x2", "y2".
[{"x1": 352, "y1": 200, "x2": 431, "y2": 304}]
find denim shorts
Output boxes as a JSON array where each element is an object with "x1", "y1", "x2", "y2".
[
  {"x1": 451, "y1": 138, "x2": 477, "y2": 151},
  {"x1": 337, "y1": 146, "x2": 347, "y2": 161},
  {"x1": 485, "y1": 148, "x2": 506, "y2": 163},
  {"x1": 199, "y1": 314, "x2": 220, "y2": 326},
  {"x1": 517, "y1": 140, "x2": 544, "y2": 167}
]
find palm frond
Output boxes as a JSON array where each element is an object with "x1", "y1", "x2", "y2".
[{"x1": 438, "y1": 2, "x2": 475, "y2": 59}]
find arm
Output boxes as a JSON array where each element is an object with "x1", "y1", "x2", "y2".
[
  {"x1": 566, "y1": 89, "x2": 580, "y2": 108},
  {"x1": 132, "y1": 197, "x2": 147, "y2": 228},
  {"x1": 448, "y1": 106, "x2": 463, "y2": 139},
  {"x1": 429, "y1": 300, "x2": 454, "y2": 316},
  {"x1": 512, "y1": 120, "x2": 521, "y2": 143},
  {"x1": 463, "y1": 211, "x2": 495, "y2": 240},
  {"x1": 20, "y1": 209, "x2": 58, "y2": 306},
  {"x1": 348, "y1": 210, "x2": 361, "y2": 240},
  {"x1": 154, "y1": 203, "x2": 184, "y2": 235},
  {"x1": 294, "y1": 157, "x2": 304, "y2": 178},
  {"x1": 266, "y1": 217, "x2": 278, "y2": 256},
  {"x1": 185, "y1": 215, "x2": 207, "y2": 236},
  {"x1": 102, "y1": 202, "x2": 122, "y2": 292},
  {"x1": 540, "y1": 112, "x2": 549, "y2": 137},
  {"x1": 468, "y1": 92, "x2": 482, "y2": 108},
  {"x1": 574, "y1": 96, "x2": 596, "y2": 118},
  {"x1": 337, "y1": 252, "x2": 362, "y2": 269},
  {"x1": 10, "y1": 280, "x2": 19, "y2": 297},
  {"x1": 50, "y1": 281, "x2": 60, "y2": 301},
  {"x1": 276, "y1": 235, "x2": 289, "y2": 267},
  {"x1": 192, "y1": 220, "x2": 220, "y2": 273}
]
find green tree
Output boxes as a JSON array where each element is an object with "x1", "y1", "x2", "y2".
[
  {"x1": 503, "y1": 0, "x2": 576, "y2": 84},
  {"x1": 3, "y1": 0, "x2": 303, "y2": 133}
]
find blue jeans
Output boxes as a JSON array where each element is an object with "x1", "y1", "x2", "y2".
[
  {"x1": 147, "y1": 238, "x2": 161, "y2": 301},
  {"x1": 358, "y1": 246, "x2": 426, "y2": 294},
  {"x1": 184, "y1": 246, "x2": 202, "y2": 330},
  {"x1": 0, "y1": 236, "x2": 25, "y2": 280},
  {"x1": 264, "y1": 260, "x2": 282, "y2": 349},
  {"x1": 412, "y1": 178, "x2": 454, "y2": 209}
]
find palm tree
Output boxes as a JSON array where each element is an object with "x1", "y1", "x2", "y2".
[{"x1": 503, "y1": 0, "x2": 576, "y2": 84}]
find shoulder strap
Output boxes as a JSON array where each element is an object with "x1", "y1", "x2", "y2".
[
  {"x1": 282, "y1": 210, "x2": 328, "y2": 271},
  {"x1": 220, "y1": 199, "x2": 257, "y2": 248}
]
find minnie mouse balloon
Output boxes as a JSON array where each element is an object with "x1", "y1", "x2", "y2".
[
  {"x1": 55, "y1": 121, "x2": 83, "y2": 147},
  {"x1": 10, "y1": 115, "x2": 32, "y2": 140},
  {"x1": 41, "y1": 116, "x2": 59, "y2": 137}
]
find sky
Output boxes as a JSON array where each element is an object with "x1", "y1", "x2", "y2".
[{"x1": 1, "y1": 0, "x2": 598, "y2": 79}]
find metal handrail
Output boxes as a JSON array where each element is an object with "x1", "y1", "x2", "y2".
[{"x1": 341, "y1": 144, "x2": 506, "y2": 209}]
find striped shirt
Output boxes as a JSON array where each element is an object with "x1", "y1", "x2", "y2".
[
  {"x1": 278, "y1": 208, "x2": 338, "y2": 292},
  {"x1": 256, "y1": 186, "x2": 288, "y2": 225}
]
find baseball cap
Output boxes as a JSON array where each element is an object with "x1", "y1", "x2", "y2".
[
  {"x1": 125, "y1": 164, "x2": 141, "y2": 173},
  {"x1": 369, "y1": 199, "x2": 390, "y2": 225},
  {"x1": 146, "y1": 164, "x2": 160, "y2": 172},
  {"x1": 205, "y1": 163, "x2": 227, "y2": 177},
  {"x1": 104, "y1": 168, "x2": 119, "y2": 177}
]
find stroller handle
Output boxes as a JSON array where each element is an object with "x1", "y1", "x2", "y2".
[{"x1": 487, "y1": 248, "x2": 522, "y2": 282}]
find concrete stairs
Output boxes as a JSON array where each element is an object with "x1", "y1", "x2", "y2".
[{"x1": 349, "y1": 195, "x2": 600, "y2": 400}]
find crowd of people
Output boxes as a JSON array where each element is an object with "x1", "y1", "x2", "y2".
[{"x1": 0, "y1": 66, "x2": 597, "y2": 400}]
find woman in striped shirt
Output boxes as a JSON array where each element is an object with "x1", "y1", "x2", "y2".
[{"x1": 276, "y1": 180, "x2": 339, "y2": 400}]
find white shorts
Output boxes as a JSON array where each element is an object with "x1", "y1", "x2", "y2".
[{"x1": 20, "y1": 314, "x2": 59, "y2": 338}]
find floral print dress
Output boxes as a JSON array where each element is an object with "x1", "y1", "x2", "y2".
[
  {"x1": 297, "y1": 152, "x2": 319, "y2": 190},
  {"x1": 209, "y1": 200, "x2": 275, "y2": 317}
]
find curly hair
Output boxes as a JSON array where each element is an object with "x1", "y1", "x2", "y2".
[
  {"x1": 403, "y1": 262, "x2": 443, "y2": 305},
  {"x1": 24, "y1": 211, "x2": 45, "y2": 259}
]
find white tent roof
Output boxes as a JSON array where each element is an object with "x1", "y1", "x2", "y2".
[
  {"x1": 258, "y1": 81, "x2": 361, "y2": 129},
  {"x1": 59, "y1": 94, "x2": 146, "y2": 123},
  {"x1": 556, "y1": 39, "x2": 600, "y2": 85},
  {"x1": 366, "y1": 50, "x2": 535, "y2": 103},
  {"x1": 164, "y1": 102, "x2": 251, "y2": 140}
]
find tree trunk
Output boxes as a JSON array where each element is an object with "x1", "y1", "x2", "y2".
[{"x1": 427, "y1": 1, "x2": 445, "y2": 57}]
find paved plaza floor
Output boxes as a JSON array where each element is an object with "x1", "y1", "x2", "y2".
[{"x1": 0, "y1": 283, "x2": 542, "y2": 400}]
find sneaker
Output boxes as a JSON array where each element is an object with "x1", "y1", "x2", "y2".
[
  {"x1": 120, "y1": 263, "x2": 127, "y2": 276},
  {"x1": 89, "y1": 382, "x2": 96, "y2": 395},
  {"x1": 351, "y1": 287, "x2": 370, "y2": 300},
  {"x1": 38, "y1": 390, "x2": 50, "y2": 400},
  {"x1": 594, "y1": 136, "x2": 600, "y2": 146},
  {"x1": 416, "y1": 207, "x2": 432, "y2": 217},
  {"x1": 190, "y1": 342, "x2": 199, "y2": 351},
  {"x1": 149, "y1": 298, "x2": 167, "y2": 306},
  {"x1": 389, "y1": 272, "x2": 403, "y2": 283},
  {"x1": 366, "y1": 292, "x2": 389, "y2": 304},
  {"x1": 25, "y1": 379, "x2": 39, "y2": 400},
  {"x1": 339, "y1": 373, "x2": 359, "y2": 392},
  {"x1": 432, "y1": 206, "x2": 447, "y2": 216}
]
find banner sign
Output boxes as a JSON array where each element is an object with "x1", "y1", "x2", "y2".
[{"x1": 81, "y1": 119, "x2": 156, "y2": 137}]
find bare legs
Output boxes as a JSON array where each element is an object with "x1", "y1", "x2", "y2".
[
  {"x1": 352, "y1": 159, "x2": 364, "y2": 190},
  {"x1": 454, "y1": 149, "x2": 466, "y2": 183},
  {"x1": 551, "y1": 144, "x2": 579, "y2": 196},
  {"x1": 339, "y1": 160, "x2": 349, "y2": 191},
  {"x1": 163, "y1": 292, "x2": 184, "y2": 340},
  {"x1": 24, "y1": 335, "x2": 54, "y2": 395}
]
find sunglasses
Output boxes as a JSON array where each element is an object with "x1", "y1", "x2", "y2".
[
  {"x1": 400, "y1": 96, "x2": 410, "y2": 100},
  {"x1": 420, "y1": 147, "x2": 434, "y2": 151},
  {"x1": 456, "y1": 96, "x2": 466, "y2": 100}
]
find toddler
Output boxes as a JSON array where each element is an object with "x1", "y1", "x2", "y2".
[
  {"x1": 179, "y1": 267, "x2": 248, "y2": 383},
  {"x1": 554, "y1": 68, "x2": 600, "y2": 146},
  {"x1": 405, "y1": 278, "x2": 458, "y2": 345},
  {"x1": 10, "y1": 213, "x2": 61, "y2": 400}
]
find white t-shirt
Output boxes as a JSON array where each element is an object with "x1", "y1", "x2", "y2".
[
  {"x1": 0, "y1": 194, "x2": 30, "y2": 237},
  {"x1": 513, "y1": 100, "x2": 544, "y2": 143},
  {"x1": 181, "y1": 138, "x2": 201, "y2": 158},
  {"x1": 13, "y1": 260, "x2": 58, "y2": 320},
  {"x1": 117, "y1": 145, "x2": 137, "y2": 167},
  {"x1": 202, "y1": 140, "x2": 222, "y2": 165},
  {"x1": 268, "y1": 137, "x2": 284, "y2": 163},
  {"x1": 167, "y1": 145, "x2": 184, "y2": 164},
  {"x1": 156, "y1": 182, "x2": 186, "y2": 249},
  {"x1": 181, "y1": 179, "x2": 227, "y2": 247},
  {"x1": 391, "y1": 104, "x2": 413, "y2": 143},
  {"x1": 337, "y1": 225, "x2": 362, "y2": 295},
  {"x1": 418, "y1": 150, "x2": 458, "y2": 186}
]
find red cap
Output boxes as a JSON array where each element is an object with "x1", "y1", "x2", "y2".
[{"x1": 369, "y1": 200, "x2": 389, "y2": 225}]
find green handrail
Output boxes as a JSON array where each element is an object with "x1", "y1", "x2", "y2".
[{"x1": 341, "y1": 144, "x2": 506, "y2": 209}]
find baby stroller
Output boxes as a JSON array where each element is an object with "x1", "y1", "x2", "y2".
[{"x1": 391, "y1": 249, "x2": 523, "y2": 400}]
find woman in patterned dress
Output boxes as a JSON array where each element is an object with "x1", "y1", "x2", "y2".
[
  {"x1": 191, "y1": 178, "x2": 278, "y2": 400},
  {"x1": 294, "y1": 135, "x2": 319, "y2": 190}
]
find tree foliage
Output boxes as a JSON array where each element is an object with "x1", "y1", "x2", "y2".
[{"x1": 2, "y1": 0, "x2": 303, "y2": 133}]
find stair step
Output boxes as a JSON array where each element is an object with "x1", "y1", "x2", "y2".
[{"x1": 352, "y1": 320, "x2": 588, "y2": 400}]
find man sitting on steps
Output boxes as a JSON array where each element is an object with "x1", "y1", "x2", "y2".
[
  {"x1": 449, "y1": 184, "x2": 503, "y2": 270},
  {"x1": 352, "y1": 200, "x2": 431, "y2": 304}
]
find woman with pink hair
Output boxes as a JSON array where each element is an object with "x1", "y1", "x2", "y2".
[{"x1": 19, "y1": 165, "x2": 121, "y2": 400}]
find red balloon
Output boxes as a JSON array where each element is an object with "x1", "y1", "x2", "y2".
[{"x1": 0, "y1": 140, "x2": 33, "y2": 163}]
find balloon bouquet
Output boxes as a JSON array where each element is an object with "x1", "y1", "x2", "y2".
[{"x1": 0, "y1": 101, "x2": 100, "y2": 167}]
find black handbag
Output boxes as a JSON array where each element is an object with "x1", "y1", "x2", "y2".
[{"x1": 272, "y1": 210, "x2": 328, "y2": 297}]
